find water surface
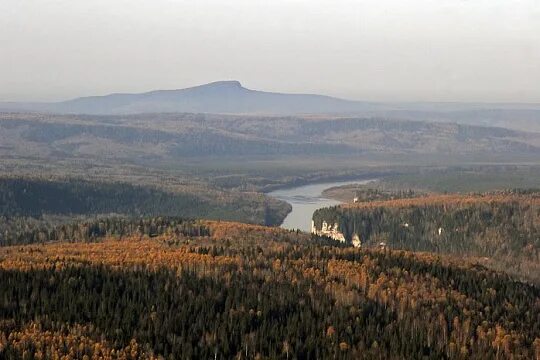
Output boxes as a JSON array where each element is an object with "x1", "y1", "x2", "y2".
[{"x1": 268, "y1": 179, "x2": 374, "y2": 232}]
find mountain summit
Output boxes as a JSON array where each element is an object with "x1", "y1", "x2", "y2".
[{"x1": 4, "y1": 82, "x2": 539, "y2": 127}]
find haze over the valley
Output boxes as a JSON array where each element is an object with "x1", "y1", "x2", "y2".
[{"x1": 1, "y1": 0, "x2": 539, "y2": 103}]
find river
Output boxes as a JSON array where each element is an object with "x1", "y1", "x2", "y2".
[{"x1": 268, "y1": 179, "x2": 374, "y2": 232}]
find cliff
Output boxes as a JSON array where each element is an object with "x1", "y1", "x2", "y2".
[{"x1": 311, "y1": 219, "x2": 361, "y2": 247}]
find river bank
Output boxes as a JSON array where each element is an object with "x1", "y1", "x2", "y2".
[{"x1": 268, "y1": 179, "x2": 375, "y2": 231}]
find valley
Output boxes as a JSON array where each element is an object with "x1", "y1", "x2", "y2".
[
  {"x1": 4, "y1": 1, "x2": 540, "y2": 358},
  {"x1": 1, "y1": 85, "x2": 540, "y2": 360},
  {"x1": 268, "y1": 179, "x2": 375, "y2": 231}
]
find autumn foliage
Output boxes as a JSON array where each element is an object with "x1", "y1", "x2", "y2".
[{"x1": 0, "y1": 220, "x2": 539, "y2": 359}]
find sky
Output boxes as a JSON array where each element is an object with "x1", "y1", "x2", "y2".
[{"x1": 1, "y1": 0, "x2": 539, "y2": 103}]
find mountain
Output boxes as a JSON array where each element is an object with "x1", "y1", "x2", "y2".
[
  {"x1": 0, "y1": 81, "x2": 378, "y2": 115},
  {"x1": 2, "y1": 81, "x2": 539, "y2": 131}
]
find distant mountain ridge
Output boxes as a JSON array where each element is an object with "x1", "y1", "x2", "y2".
[
  {"x1": 2, "y1": 81, "x2": 540, "y2": 132},
  {"x1": 0, "y1": 81, "x2": 378, "y2": 115}
]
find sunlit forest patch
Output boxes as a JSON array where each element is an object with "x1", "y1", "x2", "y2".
[{"x1": 1, "y1": 221, "x2": 539, "y2": 359}]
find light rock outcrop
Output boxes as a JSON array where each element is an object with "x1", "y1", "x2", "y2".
[
  {"x1": 352, "y1": 234, "x2": 361, "y2": 248},
  {"x1": 311, "y1": 220, "x2": 346, "y2": 243}
]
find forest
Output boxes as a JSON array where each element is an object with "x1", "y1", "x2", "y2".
[
  {"x1": 3, "y1": 113, "x2": 539, "y2": 161},
  {"x1": 0, "y1": 220, "x2": 539, "y2": 359},
  {"x1": 313, "y1": 190, "x2": 540, "y2": 284},
  {"x1": 0, "y1": 216, "x2": 210, "y2": 246},
  {"x1": 0, "y1": 177, "x2": 290, "y2": 228}
]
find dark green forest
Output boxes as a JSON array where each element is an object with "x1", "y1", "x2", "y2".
[
  {"x1": 313, "y1": 191, "x2": 540, "y2": 283},
  {"x1": 0, "y1": 177, "x2": 290, "y2": 228},
  {"x1": 0, "y1": 178, "x2": 208, "y2": 218}
]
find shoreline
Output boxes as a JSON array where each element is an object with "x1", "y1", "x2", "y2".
[{"x1": 267, "y1": 178, "x2": 377, "y2": 231}]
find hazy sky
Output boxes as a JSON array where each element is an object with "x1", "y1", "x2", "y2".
[{"x1": 1, "y1": 0, "x2": 539, "y2": 102}]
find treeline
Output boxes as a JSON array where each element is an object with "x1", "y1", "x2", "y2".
[
  {"x1": 0, "y1": 216, "x2": 209, "y2": 246},
  {"x1": 351, "y1": 188, "x2": 419, "y2": 203},
  {"x1": 0, "y1": 222, "x2": 539, "y2": 358},
  {"x1": 322, "y1": 186, "x2": 421, "y2": 203}
]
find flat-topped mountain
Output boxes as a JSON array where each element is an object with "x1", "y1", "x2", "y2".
[
  {"x1": 0, "y1": 81, "x2": 376, "y2": 115},
  {"x1": 2, "y1": 81, "x2": 540, "y2": 131}
]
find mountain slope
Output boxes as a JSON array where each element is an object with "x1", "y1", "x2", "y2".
[{"x1": 0, "y1": 81, "x2": 377, "y2": 115}]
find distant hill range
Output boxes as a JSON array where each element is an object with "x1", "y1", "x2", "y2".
[
  {"x1": 0, "y1": 81, "x2": 380, "y2": 115},
  {"x1": 1, "y1": 80, "x2": 540, "y2": 132},
  {"x1": 1, "y1": 112, "x2": 539, "y2": 163}
]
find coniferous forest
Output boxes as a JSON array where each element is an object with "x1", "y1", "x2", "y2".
[
  {"x1": 313, "y1": 191, "x2": 540, "y2": 284},
  {"x1": 0, "y1": 177, "x2": 291, "y2": 228},
  {"x1": 0, "y1": 220, "x2": 539, "y2": 359}
]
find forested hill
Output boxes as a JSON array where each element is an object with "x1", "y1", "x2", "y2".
[
  {"x1": 0, "y1": 220, "x2": 539, "y2": 358},
  {"x1": 1, "y1": 113, "x2": 539, "y2": 161},
  {"x1": 313, "y1": 191, "x2": 540, "y2": 283},
  {"x1": 0, "y1": 177, "x2": 290, "y2": 227}
]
